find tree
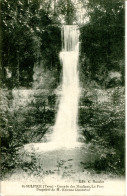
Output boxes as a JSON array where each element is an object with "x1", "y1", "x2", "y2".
[
  {"x1": 1, "y1": 0, "x2": 62, "y2": 89},
  {"x1": 80, "y1": 0, "x2": 124, "y2": 87}
]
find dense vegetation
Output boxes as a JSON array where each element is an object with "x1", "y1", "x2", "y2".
[
  {"x1": 1, "y1": 0, "x2": 125, "y2": 178},
  {"x1": 80, "y1": 0, "x2": 124, "y2": 87},
  {"x1": 78, "y1": 0, "x2": 125, "y2": 174}
]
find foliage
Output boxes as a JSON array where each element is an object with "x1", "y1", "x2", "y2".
[
  {"x1": 79, "y1": 87, "x2": 125, "y2": 174},
  {"x1": 79, "y1": 0, "x2": 125, "y2": 174},
  {"x1": 1, "y1": 0, "x2": 61, "y2": 89},
  {"x1": 1, "y1": 89, "x2": 57, "y2": 177},
  {"x1": 80, "y1": 0, "x2": 124, "y2": 87},
  {"x1": 40, "y1": 25, "x2": 61, "y2": 75},
  {"x1": 55, "y1": 0, "x2": 76, "y2": 24}
]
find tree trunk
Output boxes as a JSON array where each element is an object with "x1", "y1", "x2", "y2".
[{"x1": 66, "y1": 0, "x2": 73, "y2": 25}]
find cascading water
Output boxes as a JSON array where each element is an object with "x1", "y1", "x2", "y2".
[
  {"x1": 24, "y1": 25, "x2": 80, "y2": 152},
  {"x1": 51, "y1": 25, "x2": 80, "y2": 148}
]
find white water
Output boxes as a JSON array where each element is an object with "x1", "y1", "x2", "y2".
[
  {"x1": 24, "y1": 25, "x2": 80, "y2": 152},
  {"x1": 51, "y1": 25, "x2": 80, "y2": 148}
]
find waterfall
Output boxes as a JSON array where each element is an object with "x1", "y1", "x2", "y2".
[
  {"x1": 24, "y1": 25, "x2": 80, "y2": 152},
  {"x1": 51, "y1": 25, "x2": 80, "y2": 148}
]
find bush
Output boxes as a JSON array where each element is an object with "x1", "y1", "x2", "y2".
[{"x1": 79, "y1": 87, "x2": 125, "y2": 174}]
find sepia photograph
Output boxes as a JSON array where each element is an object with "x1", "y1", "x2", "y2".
[{"x1": 0, "y1": 0, "x2": 126, "y2": 195}]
